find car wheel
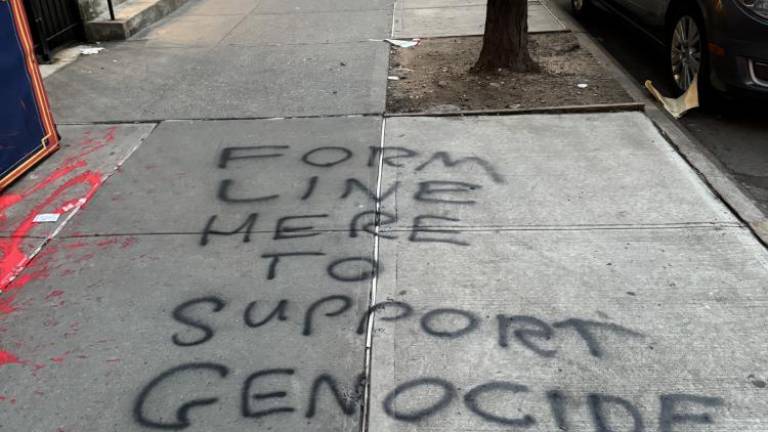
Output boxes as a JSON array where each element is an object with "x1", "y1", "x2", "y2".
[
  {"x1": 571, "y1": 0, "x2": 592, "y2": 16},
  {"x1": 668, "y1": 9, "x2": 707, "y2": 95}
]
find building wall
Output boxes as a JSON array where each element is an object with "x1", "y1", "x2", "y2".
[{"x1": 77, "y1": 0, "x2": 131, "y2": 22}]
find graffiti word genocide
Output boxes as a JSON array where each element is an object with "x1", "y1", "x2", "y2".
[
  {"x1": 133, "y1": 294, "x2": 726, "y2": 431},
  {"x1": 133, "y1": 361, "x2": 723, "y2": 431}
]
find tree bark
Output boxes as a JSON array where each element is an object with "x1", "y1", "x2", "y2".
[{"x1": 472, "y1": 0, "x2": 538, "y2": 73}]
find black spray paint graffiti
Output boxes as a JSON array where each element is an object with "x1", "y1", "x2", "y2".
[
  {"x1": 213, "y1": 145, "x2": 502, "y2": 207},
  {"x1": 133, "y1": 143, "x2": 727, "y2": 430},
  {"x1": 134, "y1": 296, "x2": 725, "y2": 431},
  {"x1": 134, "y1": 362, "x2": 365, "y2": 430},
  {"x1": 133, "y1": 362, "x2": 724, "y2": 431},
  {"x1": 200, "y1": 211, "x2": 470, "y2": 250},
  {"x1": 202, "y1": 147, "x2": 505, "y2": 245},
  {"x1": 169, "y1": 294, "x2": 643, "y2": 359},
  {"x1": 383, "y1": 378, "x2": 723, "y2": 431}
]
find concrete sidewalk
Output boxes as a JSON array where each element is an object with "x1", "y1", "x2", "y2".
[{"x1": 2, "y1": 0, "x2": 768, "y2": 431}]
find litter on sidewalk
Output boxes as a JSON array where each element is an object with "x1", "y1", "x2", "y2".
[
  {"x1": 32, "y1": 213, "x2": 60, "y2": 223},
  {"x1": 370, "y1": 38, "x2": 421, "y2": 48},
  {"x1": 644, "y1": 75, "x2": 699, "y2": 119},
  {"x1": 79, "y1": 46, "x2": 105, "y2": 55}
]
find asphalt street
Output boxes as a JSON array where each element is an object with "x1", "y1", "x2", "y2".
[{"x1": 551, "y1": 0, "x2": 768, "y2": 214}]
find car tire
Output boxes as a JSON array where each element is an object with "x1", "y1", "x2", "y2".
[
  {"x1": 667, "y1": 6, "x2": 715, "y2": 103},
  {"x1": 571, "y1": 0, "x2": 592, "y2": 17}
]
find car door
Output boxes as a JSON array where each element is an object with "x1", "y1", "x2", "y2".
[{"x1": 610, "y1": 0, "x2": 669, "y2": 27}]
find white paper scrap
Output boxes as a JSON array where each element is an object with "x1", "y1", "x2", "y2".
[
  {"x1": 80, "y1": 46, "x2": 105, "y2": 55},
  {"x1": 33, "y1": 213, "x2": 60, "y2": 223},
  {"x1": 386, "y1": 39, "x2": 420, "y2": 48},
  {"x1": 369, "y1": 39, "x2": 421, "y2": 48}
]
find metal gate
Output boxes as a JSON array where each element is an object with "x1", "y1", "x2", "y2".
[{"x1": 21, "y1": 0, "x2": 83, "y2": 61}]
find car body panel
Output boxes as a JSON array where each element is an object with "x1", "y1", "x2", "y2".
[{"x1": 593, "y1": 0, "x2": 768, "y2": 97}]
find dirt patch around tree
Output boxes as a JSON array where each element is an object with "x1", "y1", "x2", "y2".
[{"x1": 387, "y1": 32, "x2": 634, "y2": 113}]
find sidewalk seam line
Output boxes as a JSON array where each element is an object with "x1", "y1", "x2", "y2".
[
  {"x1": 42, "y1": 221, "x2": 744, "y2": 240},
  {"x1": 57, "y1": 112, "x2": 384, "y2": 125},
  {"x1": 390, "y1": 0, "x2": 397, "y2": 38},
  {"x1": 246, "y1": 7, "x2": 393, "y2": 16},
  {"x1": 214, "y1": 0, "x2": 263, "y2": 47},
  {"x1": 361, "y1": 117, "x2": 387, "y2": 432}
]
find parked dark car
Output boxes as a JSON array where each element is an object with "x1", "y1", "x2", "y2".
[{"x1": 571, "y1": 0, "x2": 768, "y2": 99}]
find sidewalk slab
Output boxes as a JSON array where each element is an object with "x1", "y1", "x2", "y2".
[
  {"x1": 45, "y1": 44, "x2": 206, "y2": 123},
  {"x1": 133, "y1": 14, "x2": 246, "y2": 47},
  {"x1": 379, "y1": 113, "x2": 735, "y2": 229},
  {"x1": 257, "y1": 0, "x2": 393, "y2": 13},
  {"x1": 365, "y1": 112, "x2": 768, "y2": 431},
  {"x1": 0, "y1": 232, "x2": 372, "y2": 432},
  {"x1": 55, "y1": 117, "x2": 382, "y2": 235},
  {"x1": 398, "y1": 0, "x2": 487, "y2": 8},
  {"x1": 183, "y1": 0, "x2": 260, "y2": 16},
  {"x1": 222, "y1": 9, "x2": 392, "y2": 45},
  {"x1": 393, "y1": 2, "x2": 565, "y2": 38},
  {"x1": 47, "y1": 43, "x2": 388, "y2": 123},
  {"x1": 368, "y1": 226, "x2": 768, "y2": 431}
]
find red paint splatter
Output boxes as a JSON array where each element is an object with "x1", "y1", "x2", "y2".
[
  {"x1": 73, "y1": 252, "x2": 95, "y2": 263},
  {"x1": 62, "y1": 241, "x2": 88, "y2": 250},
  {"x1": 0, "y1": 351, "x2": 19, "y2": 365},
  {"x1": 45, "y1": 290, "x2": 64, "y2": 300},
  {"x1": 120, "y1": 236, "x2": 137, "y2": 249},
  {"x1": 0, "y1": 129, "x2": 117, "y2": 365},
  {"x1": 0, "y1": 171, "x2": 102, "y2": 288},
  {"x1": 0, "y1": 127, "x2": 115, "y2": 268},
  {"x1": 95, "y1": 237, "x2": 119, "y2": 248},
  {"x1": 50, "y1": 350, "x2": 71, "y2": 364}
]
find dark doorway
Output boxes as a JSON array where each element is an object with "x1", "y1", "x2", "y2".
[{"x1": 22, "y1": 0, "x2": 84, "y2": 62}]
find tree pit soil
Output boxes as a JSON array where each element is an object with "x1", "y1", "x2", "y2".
[{"x1": 387, "y1": 32, "x2": 634, "y2": 113}]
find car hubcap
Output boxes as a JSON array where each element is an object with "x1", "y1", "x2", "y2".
[{"x1": 670, "y1": 16, "x2": 701, "y2": 91}]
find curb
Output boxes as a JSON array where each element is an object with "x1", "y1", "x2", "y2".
[
  {"x1": 540, "y1": 0, "x2": 768, "y2": 247},
  {"x1": 385, "y1": 102, "x2": 644, "y2": 117},
  {"x1": 85, "y1": 0, "x2": 189, "y2": 41}
]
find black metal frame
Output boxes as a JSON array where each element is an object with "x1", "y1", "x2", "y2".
[{"x1": 22, "y1": 0, "x2": 84, "y2": 62}]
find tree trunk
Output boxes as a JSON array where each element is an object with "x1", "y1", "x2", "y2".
[{"x1": 472, "y1": 0, "x2": 538, "y2": 73}]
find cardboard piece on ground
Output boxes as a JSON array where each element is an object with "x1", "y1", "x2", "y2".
[{"x1": 644, "y1": 75, "x2": 699, "y2": 119}]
